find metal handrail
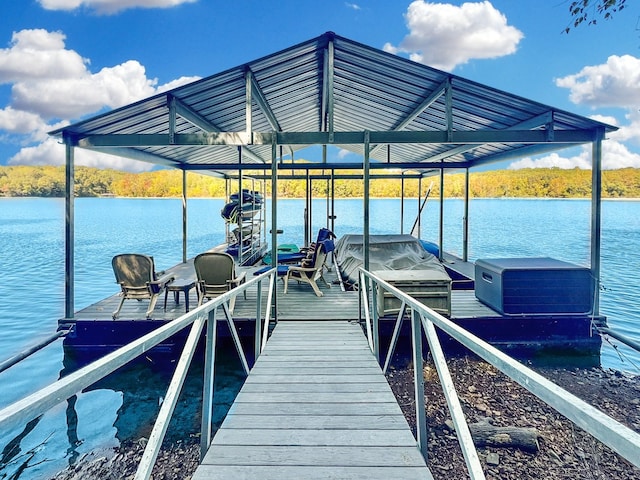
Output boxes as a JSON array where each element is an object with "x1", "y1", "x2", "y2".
[
  {"x1": 0, "y1": 268, "x2": 277, "y2": 480},
  {"x1": 359, "y1": 268, "x2": 640, "y2": 476}
]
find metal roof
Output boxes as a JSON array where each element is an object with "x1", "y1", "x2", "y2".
[{"x1": 50, "y1": 32, "x2": 616, "y2": 175}]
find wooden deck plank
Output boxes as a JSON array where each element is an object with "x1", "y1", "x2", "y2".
[
  {"x1": 193, "y1": 465, "x2": 430, "y2": 480},
  {"x1": 227, "y1": 402, "x2": 403, "y2": 416},
  {"x1": 249, "y1": 366, "x2": 383, "y2": 375},
  {"x1": 239, "y1": 382, "x2": 391, "y2": 393},
  {"x1": 220, "y1": 414, "x2": 410, "y2": 430},
  {"x1": 254, "y1": 357, "x2": 375, "y2": 366},
  {"x1": 243, "y1": 374, "x2": 386, "y2": 384},
  {"x1": 234, "y1": 391, "x2": 396, "y2": 404},
  {"x1": 202, "y1": 445, "x2": 427, "y2": 467},
  {"x1": 212, "y1": 428, "x2": 419, "y2": 446},
  {"x1": 194, "y1": 320, "x2": 432, "y2": 479},
  {"x1": 259, "y1": 349, "x2": 370, "y2": 357}
]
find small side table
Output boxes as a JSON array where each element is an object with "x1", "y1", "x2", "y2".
[{"x1": 164, "y1": 277, "x2": 197, "y2": 313}]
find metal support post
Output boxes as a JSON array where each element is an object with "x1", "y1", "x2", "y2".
[
  {"x1": 438, "y1": 168, "x2": 444, "y2": 261},
  {"x1": 463, "y1": 168, "x2": 470, "y2": 263},
  {"x1": 182, "y1": 169, "x2": 188, "y2": 263},
  {"x1": 64, "y1": 135, "x2": 75, "y2": 319},
  {"x1": 591, "y1": 128, "x2": 604, "y2": 314}
]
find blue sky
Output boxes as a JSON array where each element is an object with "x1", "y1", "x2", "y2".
[{"x1": 1, "y1": 0, "x2": 639, "y2": 171}]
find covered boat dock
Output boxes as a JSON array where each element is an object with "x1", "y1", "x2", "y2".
[
  {"x1": 51, "y1": 32, "x2": 616, "y2": 360},
  {"x1": 47, "y1": 32, "x2": 622, "y2": 478},
  {"x1": 51, "y1": 31, "x2": 616, "y2": 324}
]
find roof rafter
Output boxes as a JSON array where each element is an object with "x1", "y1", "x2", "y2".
[
  {"x1": 321, "y1": 36, "x2": 335, "y2": 138},
  {"x1": 247, "y1": 68, "x2": 282, "y2": 132},
  {"x1": 416, "y1": 110, "x2": 557, "y2": 164},
  {"x1": 369, "y1": 78, "x2": 449, "y2": 157},
  {"x1": 167, "y1": 94, "x2": 267, "y2": 164}
]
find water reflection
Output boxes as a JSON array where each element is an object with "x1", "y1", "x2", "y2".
[{"x1": 0, "y1": 341, "x2": 246, "y2": 479}]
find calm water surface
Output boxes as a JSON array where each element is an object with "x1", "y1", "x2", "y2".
[{"x1": 0, "y1": 197, "x2": 638, "y2": 478}]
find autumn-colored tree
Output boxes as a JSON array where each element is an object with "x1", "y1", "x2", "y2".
[{"x1": 2, "y1": 165, "x2": 640, "y2": 199}]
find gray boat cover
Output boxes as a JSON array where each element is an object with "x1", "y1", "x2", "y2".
[{"x1": 335, "y1": 234, "x2": 447, "y2": 285}]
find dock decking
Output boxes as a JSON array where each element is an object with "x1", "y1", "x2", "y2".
[
  {"x1": 62, "y1": 257, "x2": 602, "y2": 358},
  {"x1": 193, "y1": 320, "x2": 433, "y2": 480},
  {"x1": 66, "y1": 261, "x2": 496, "y2": 324}
]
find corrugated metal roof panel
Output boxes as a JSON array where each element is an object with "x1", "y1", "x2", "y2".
[{"x1": 50, "y1": 32, "x2": 616, "y2": 173}]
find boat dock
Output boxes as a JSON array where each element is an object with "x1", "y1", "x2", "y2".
[
  {"x1": 61, "y1": 254, "x2": 603, "y2": 359},
  {"x1": 193, "y1": 320, "x2": 433, "y2": 480}
]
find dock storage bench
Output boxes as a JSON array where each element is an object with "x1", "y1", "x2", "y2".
[
  {"x1": 474, "y1": 257, "x2": 593, "y2": 315},
  {"x1": 375, "y1": 269, "x2": 452, "y2": 317}
]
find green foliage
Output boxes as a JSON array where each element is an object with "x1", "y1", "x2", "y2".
[
  {"x1": 2, "y1": 165, "x2": 640, "y2": 199},
  {"x1": 565, "y1": 0, "x2": 626, "y2": 33}
]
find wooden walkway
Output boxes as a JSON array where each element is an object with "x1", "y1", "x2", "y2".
[{"x1": 192, "y1": 320, "x2": 433, "y2": 480}]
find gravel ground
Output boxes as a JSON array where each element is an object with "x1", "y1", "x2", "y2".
[
  {"x1": 386, "y1": 355, "x2": 640, "y2": 480},
  {"x1": 51, "y1": 355, "x2": 640, "y2": 480}
]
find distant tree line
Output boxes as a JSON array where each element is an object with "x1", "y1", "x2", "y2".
[{"x1": 1, "y1": 165, "x2": 639, "y2": 199}]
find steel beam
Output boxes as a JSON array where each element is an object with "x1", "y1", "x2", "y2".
[{"x1": 76, "y1": 129, "x2": 597, "y2": 149}]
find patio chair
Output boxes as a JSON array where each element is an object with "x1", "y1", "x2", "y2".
[
  {"x1": 284, "y1": 240, "x2": 333, "y2": 297},
  {"x1": 111, "y1": 254, "x2": 175, "y2": 319},
  {"x1": 194, "y1": 252, "x2": 247, "y2": 312}
]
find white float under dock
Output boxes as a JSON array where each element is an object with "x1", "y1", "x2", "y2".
[{"x1": 193, "y1": 320, "x2": 433, "y2": 480}]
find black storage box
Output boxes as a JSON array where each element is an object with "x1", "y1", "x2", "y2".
[{"x1": 474, "y1": 257, "x2": 593, "y2": 315}]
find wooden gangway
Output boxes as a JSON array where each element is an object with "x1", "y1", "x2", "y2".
[{"x1": 193, "y1": 320, "x2": 433, "y2": 480}]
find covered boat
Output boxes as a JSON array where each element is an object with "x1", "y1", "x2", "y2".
[{"x1": 335, "y1": 234, "x2": 448, "y2": 286}]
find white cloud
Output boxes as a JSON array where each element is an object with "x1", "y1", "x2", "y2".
[
  {"x1": 345, "y1": 2, "x2": 361, "y2": 10},
  {"x1": 383, "y1": 1, "x2": 523, "y2": 71},
  {"x1": 155, "y1": 75, "x2": 201, "y2": 94},
  {"x1": 603, "y1": 109, "x2": 640, "y2": 148},
  {"x1": 514, "y1": 55, "x2": 640, "y2": 171},
  {"x1": 0, "y1": 29, "x2": 89, "y2": 84},
  {"x1": 38, "y1": 0, "x2": 197, "y2": 15},
  {"x1": 509, "y1": 140, "x2": 640, "y2": 170},
  {"x1": 0, "y1": 107, "x2": 48, "y2": 135},
  {"x1": 509, "y1": 151, "x2": 591, "y2": 170},
  {"x1": 11, "y1": 60, "x2": 157, "y2": 119},
  {"x1": 555, "y1": 55, "x2": 640, "y2": 108},
  {"x1": 0, "y1": 29, "x2": 201, "y2": 171},
  {"x1": 337, "y1": 148, "x2": 353, "y2": 159},
  {"x1": 8, "y1": 138, "x2": 154, "y2": 172}
]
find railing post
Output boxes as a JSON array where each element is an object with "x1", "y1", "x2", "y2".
[
  {"x1": 360, "y1": 271, "x2": 374, "y2": 352},
  {"x1": 223, "y1": 303, "x2": 250, "y2": 375},
  {"x1": 136, "y1": 316, "x2": 206, "y2": 480},
  {"x1": 261, "y1": 272, "x2": 276, "y2": 353},
  {"x1": 200, "y1": 309, "x2": 218, "y2": 460},
  {"x1": 254, "y1": 279, "x2": 263, "y2": 362},
  {"x1": 411, "y1": 308, "x2": 428, "y2": 461},
  {"x1": 371, "y1": 280, "x2": 379, "y2": 361},
  {"x1": 422, "y1": 315, "x2": 485, "y2": 478}
]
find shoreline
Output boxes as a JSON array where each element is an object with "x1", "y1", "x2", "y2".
[{"x1": 49, "y1": 356, "x2": 640, "y2": 480}]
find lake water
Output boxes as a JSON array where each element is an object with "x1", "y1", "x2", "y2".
[{"x1": 1, "y1": 197, "x2": 639, "y2": 478}]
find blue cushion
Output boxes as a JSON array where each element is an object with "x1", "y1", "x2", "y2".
[{"x1": 254, "y1": 265, "x2": 289, "y2": 276}]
